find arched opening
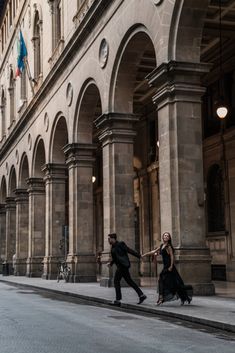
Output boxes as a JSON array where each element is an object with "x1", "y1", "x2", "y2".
[
  {"x1": 27, "y1": 137, "x2": 46, "y2": 277},
  {"x1": 19, "y1": 153, "x2": 29, "y2": 188},
  {"x1": 7, "y1": 167, "x2": 17, "y2": 272},
  {"x1": 72, "y1": 81, "x2": 103, "y2": 282},
  {"x1": 43, "y1": 115, "x2": 69, "y2": 279},
  {"x1": 33, "y1": 138, "x2": 46, "y2": 177},
  {"x1": 0, "y1": 177, "x2": 7, "y2": 266},
  {"x1": 112, "y1": 30, "x2": 158, "y2": 282},
  {"x1": 16, "y1": 154, "x2": 30, "y2": 276}
]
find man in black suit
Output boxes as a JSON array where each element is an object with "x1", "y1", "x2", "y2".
[{"x1": 107, "y1": 233, "x2": 147, "y2": 306}]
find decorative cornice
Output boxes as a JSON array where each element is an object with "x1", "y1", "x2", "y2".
[{"x1": 0, "y1": 0, "x2": 117, "y2": 160}]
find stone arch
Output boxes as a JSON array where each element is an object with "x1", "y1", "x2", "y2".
[
  {"x1": 74, "y1": 79, "x2": 102, "y2": 144},
  {"x1": 8, "y1": 166, "x2": 17, "y2": 196},
  {"x1": 32, "y1": 136, "x2": 46, "y2": 177},
  {"x1": 109, "y1": 25, "x2": 156, "y2": 113},
  {"x1": 50, "y1": 114, "x2": 68, "y2": 163},
  {"x1": 18, "y1": 153, "x2": 29, "y2": 188},
  {"x1": 0, "y1": 176, "x2": 7, "y2": 203},
  {"x1": 168, "y1": 0, "x2": 210, "y2": 62}
]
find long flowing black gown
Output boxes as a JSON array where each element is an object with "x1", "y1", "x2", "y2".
[{"x1": 158, "y1": 245, "x2": 192, "y2": 303}]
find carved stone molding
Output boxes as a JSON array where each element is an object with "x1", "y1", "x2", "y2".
[{"x1": 99, "y1": 38, "x2": 109, "y2": 69}]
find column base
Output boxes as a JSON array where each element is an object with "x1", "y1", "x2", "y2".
[
  {"x1": 67, "y1": 254, "x2": 97, "y2": 283},
  {"x1": 26, "y1": 257, "x2": 44, "y2": 277},
  {"x1": 14, "y1": 258, "x2": 27, "y2": 276},
  {"x1": 42, "y1": 256, "x2": 60, "y2": 280},
  {"x1": 227, "y1": 260, "x2": 235, "y2": 281}
]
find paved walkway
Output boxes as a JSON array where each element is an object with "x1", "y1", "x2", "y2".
[{"x1": 0, "y1": 275, "x2": 235, "y2": 333}]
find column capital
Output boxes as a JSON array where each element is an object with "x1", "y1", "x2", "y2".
[
  {"x1": 42, "y1": 163, "x2": 67, "y2": 182},
  {"x1": 26, "y1": 177, "x2": 45, "y2": 194},
  {"x1": 63, "y1": 143, "x2": 96, "y2": 168},
  {"x1": 0, "y1": 203, "x2": 6, "y2": 213},
  {"x1": 147, "y1": 61, "x2": 212, "y2": 108},
  {"x1": 5, "y1": 197, "x2": 16, "y2": 209},
  {"x1": 94, "y1": 112, "x2": 139, "y2": 146},
  {"x1": 14, "y1": 189, "x2": 29, "y2": 203}
]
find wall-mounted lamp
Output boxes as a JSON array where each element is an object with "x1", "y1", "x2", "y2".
[
  {"x1": 216, "y1": 0, "x2": 228, "y2": 120},
  {"x1": 92, "y1": 176, "x2": 96, "y2": 183},
  {"x1": 216, "y1": 102, "x2": 228, "y2": 119}
]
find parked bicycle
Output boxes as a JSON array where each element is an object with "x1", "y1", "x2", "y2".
[{"x1": 57, "y1": 260, "x2": 71, "y2": 283}]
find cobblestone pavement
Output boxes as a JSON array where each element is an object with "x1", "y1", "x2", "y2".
[
  {"x1": 0, "y1": 276, "x2": 235, "y2": 333},
  {"x1": 0, "y1": 281, "x2": 235, "y2": 353}
]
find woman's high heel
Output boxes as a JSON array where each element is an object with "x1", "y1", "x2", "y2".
[{"x1": 156, "y1": 298, "x2": 164, "y2": 306}]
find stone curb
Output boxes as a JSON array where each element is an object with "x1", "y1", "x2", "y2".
[{"x1": 1, "y1": 278, "x2": 234, "y2": 333}]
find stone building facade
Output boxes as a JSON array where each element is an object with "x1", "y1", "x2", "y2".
[{"x1": 0, "y1": 0, "x2": 235, "y2": 293}]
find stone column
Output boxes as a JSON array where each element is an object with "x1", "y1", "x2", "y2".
[
  {"x1": 139, "y1": 171, "x2": 151, "y2": 276},
  {"x1": 0, "y1": 204, "x2": 6, "y2": 267},
  {"x1": 15, "y1": 189, "x2": 29, "y2": 276},
  {"x1": 94, "y1": 113, "x2": 139, "y2": 287},
  {"x1": 147, "y1": 61, "x2": 214, "y2": 294},
  {"x1": 42, "y1": 164, "x2": 67, "y2": 279},
  {"x1": 5, "y1": 197, "x2": 16, "y2": 272},
  {"x1": 64, "y1": 143, "x2": 97, "y2": 282},
  {"x1": 26, "y1": 178, "x2": 45, "y2": 277}
]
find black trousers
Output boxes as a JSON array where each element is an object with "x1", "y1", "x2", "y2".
[{"x1": 114, "y1": 266, "x2": 143, "y2": 301}]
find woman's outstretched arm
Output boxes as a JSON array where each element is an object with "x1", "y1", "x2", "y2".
[{"x1": 142, "y1": 247, "x2": 160, "y2": 257}]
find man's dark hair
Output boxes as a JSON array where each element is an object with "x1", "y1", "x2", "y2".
[{"x1": 108, "y1": 233, "x2": 117, "y2": 240}]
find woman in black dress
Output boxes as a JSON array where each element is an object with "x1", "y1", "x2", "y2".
[{"x1": 142, "y1": 232, "x2": 192, "y2": 305}]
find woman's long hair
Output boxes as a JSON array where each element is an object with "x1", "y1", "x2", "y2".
[{"x1": 162, "y1": 232, "x2": 175, "y2": 253}]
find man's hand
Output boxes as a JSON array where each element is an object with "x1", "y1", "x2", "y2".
[{"x1": 106, "y1": 262, "x2": 111, "y2": 267}]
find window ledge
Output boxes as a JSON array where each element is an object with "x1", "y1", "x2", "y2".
[
  {"x1": 73, "y1": 0, "x2": 96, "y2": 28},
  {"x1": 48, "y1": 39, "x2": 65, "y2": 68}
]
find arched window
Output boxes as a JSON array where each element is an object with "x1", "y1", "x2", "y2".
[
  {"x1": 8, "y1": 69, "x2": 15, "y2": 125},
  {"x1": 207, "y1": 164, "x2": 225, "y2": 232},
  {"x1": 33, "y1": 10, "x2": 42, "y2": 80},
  {"x1": 0, "y1": 88, "x2": 6, "y2": 139},
  {"x1": 49, "y1": 0, "x2": 62, "y2": 51}
]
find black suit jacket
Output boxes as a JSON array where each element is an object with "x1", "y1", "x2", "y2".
[{"x1": 110, "y1": 241, "x2": 141, "y2": 268}]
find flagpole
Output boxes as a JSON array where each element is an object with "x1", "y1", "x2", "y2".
[{"x1": 24, "y1": 57, "x2": 35, "y2": 95}]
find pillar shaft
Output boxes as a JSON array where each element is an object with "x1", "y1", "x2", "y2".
[
  {"x1": 95, "y1": 113, "x2": 139, "y2": 286},
  {"x1": 64, "y1": 143, "x2": 97, "y2": 282},
  {"x1": 42, "y1": 164, "x2": 67, "y2": 279},
  {"x1": 5, "y1": 197, "x2": 16, "y2": 272},
  {"x1": 148, "y1": 61, "x2": 214, "y2": 294},
  {"x1": 0, "y1": 204, "x2": 6, "y2": 263},
  {"x1": 15, "y1": 189, "x2": 29, "y2": 276},
  {"x1": 26, "y1": 178, "x2": 45, "y2": 277}
]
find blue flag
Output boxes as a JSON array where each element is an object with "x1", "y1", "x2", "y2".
[{"x1": 16, "y1": 30, "x2": 27, "y2": 77}]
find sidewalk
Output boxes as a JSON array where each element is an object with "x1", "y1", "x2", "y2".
[{"x1": 0, "y1": 275, "x2": 235, "y2": 333}]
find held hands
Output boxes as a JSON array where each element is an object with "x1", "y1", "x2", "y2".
[{"x1": 106, "y1": 262, "x2": 111, "y2": 267}]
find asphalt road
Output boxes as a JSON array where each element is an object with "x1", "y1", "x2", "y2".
[{"x1": 0, "y1": 282, "x2": 234, "y2": 353}]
